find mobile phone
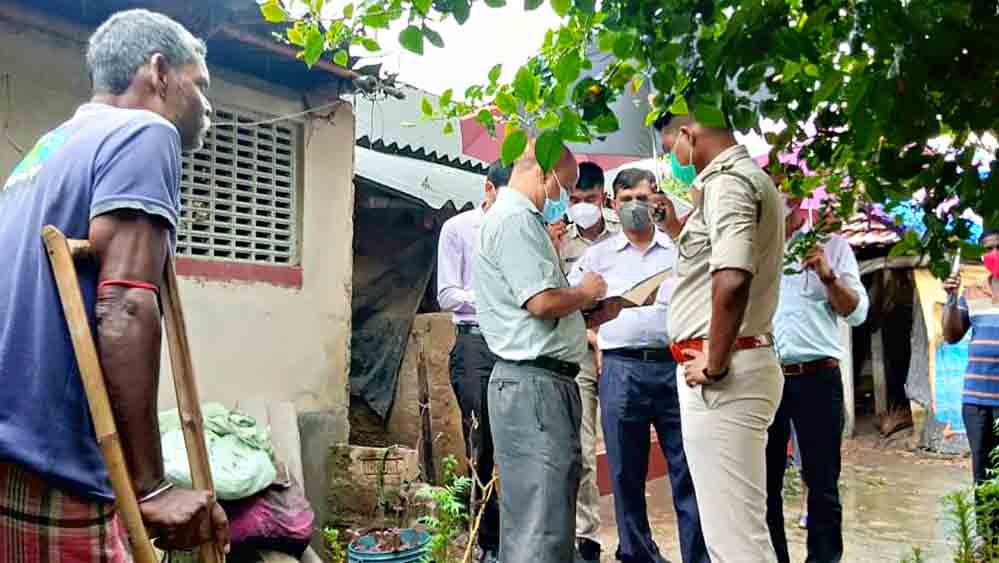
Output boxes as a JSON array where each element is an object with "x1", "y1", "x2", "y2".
[{"x1": 652, "y1": 205, "x2": 667, "y2": 222}]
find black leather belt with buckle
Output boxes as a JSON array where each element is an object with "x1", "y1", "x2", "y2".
[
  {"x1": 507, "y1": 357, "x2": 580, "y2": 378},
  {"x1": 456, "y1": 324, "x2": 482, "y2": 336},
  {"x1": 782, "y1": 358, "x2": 839, "y2": 376},
  {"x1": 603, "y1": 348, "x2": 672, "y2": 363}
]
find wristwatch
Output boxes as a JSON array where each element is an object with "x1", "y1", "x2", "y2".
[
  {"x1": 820, "y1": 271, "x2": 838, "y2": 285},
  {"x1": 702, "y1": 366, "x2": 730, "y2": 384}
]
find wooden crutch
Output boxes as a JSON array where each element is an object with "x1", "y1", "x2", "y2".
[{"x1": 42, "y1": 226, "x2": 224, "y2": 563}]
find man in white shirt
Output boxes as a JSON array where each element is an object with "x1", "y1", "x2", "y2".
[
  {"x1": 571, "y1": 169, "x2": 708, "y2": 563},
  {"x1": 435, "y1": 160, "x2": 511, "y2": 563}
]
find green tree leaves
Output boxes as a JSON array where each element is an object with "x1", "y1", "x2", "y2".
[
  {"x1": 264, "y1": 0, "x2": 999, "y2": 276},
  {"x1": 259, "y1": 0, "x2": 286, "y2": 23},
  {"x1": 495, "y1": 91, "x2": 518, "y2": 114},
  {"x1": 488, "y1": 64, "x2": 503, "y2": 83},
  {"x1": 693, "y1": 102, "x2": 726, "y2": 129},
  {"x1": 420, "y1": 24, "x2": 443, "y2": 48},
  {"x1": 555, "y1": 51, "x2": 581, "y2": 84},
  {"x1": 399, "y1": 25, "x2": 424, "y2": 54},
  {"x1": 303, "y1": 26, "x2": 325, "y2": 67},
  {"x1": 512, "y1": 66, "x2": 540, "y2": 105},
  {"x1": 535, "y1": 130, "x2": 563, "y2": 172},
  {"x1": 502, "y1": 129, "x2": 528, "y2": 165}
]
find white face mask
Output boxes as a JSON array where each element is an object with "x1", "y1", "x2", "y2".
[{"x1": 568, "y1": 202, "x2": 602, "y2": 229}]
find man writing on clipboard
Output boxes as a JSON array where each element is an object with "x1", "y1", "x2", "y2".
[{"x1": 569, "y1": 168, "x2": 708, "y2": 563}]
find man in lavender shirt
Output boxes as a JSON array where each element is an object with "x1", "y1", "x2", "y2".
[{"x1": 436, "y1": 160, "x2": 511, "y2": 563}]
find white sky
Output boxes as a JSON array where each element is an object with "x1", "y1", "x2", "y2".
[{"x1": 365, "y1": 7, "x2": 562, "y2": 94}]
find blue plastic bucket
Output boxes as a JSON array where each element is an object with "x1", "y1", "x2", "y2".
[{"x1": 347, "y1": 529, "x2": 430, "y2": 563}]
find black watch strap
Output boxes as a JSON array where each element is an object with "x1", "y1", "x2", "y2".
[{"x1": 703, "y1": 366, "x2": 730, "y2": 383}]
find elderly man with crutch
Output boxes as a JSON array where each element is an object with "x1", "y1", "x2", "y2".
[{"x1": 0, "y1": 9, "x2": 228, "y2": 560}]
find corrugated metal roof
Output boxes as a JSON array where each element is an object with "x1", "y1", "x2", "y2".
[
  {"x1": 354, "y1": 146, "x2": 485, "y2": 210},
  {"x1": 349, "y1": 86, "x2": 488, "y2": 173}
]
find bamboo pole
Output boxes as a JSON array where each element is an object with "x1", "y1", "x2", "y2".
[{"x1": 42, "y1": 226, "x2": 159, "y2": 563}]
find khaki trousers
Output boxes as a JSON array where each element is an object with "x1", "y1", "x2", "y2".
[
  {"x1": 677, "y1": 347, "x2": 783, "y2": 563},
  {"x1": 576, "y1": 352, "x2": 601, "y2": 542}
]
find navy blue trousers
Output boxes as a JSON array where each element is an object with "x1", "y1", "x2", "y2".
[{"x1": 600, "y1": 353, "x2": 709, "y2": 563}]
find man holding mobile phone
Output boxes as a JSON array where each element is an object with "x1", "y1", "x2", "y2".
[
  {"x1": 943, "y1": 226, "x2": 999, "y2": 534},
  {"x1": 571, "y1": 168, "x2": 707, "y2": 563}
]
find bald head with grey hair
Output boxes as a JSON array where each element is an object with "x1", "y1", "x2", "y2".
[{"x1": 87, "y1": 9, "x2": 206, "y2": 95}]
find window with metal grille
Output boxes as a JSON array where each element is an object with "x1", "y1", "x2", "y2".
[{"x1": 177, "y1": 107, "x2": 300, "y2": 265}]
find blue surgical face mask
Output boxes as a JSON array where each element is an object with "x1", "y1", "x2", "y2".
[
  {"x1": 542, "y1": 171, "x2": 570, "y2": 224},
  {"x1": 670, "y1": 132, "x2": 698, "y2": 186}
]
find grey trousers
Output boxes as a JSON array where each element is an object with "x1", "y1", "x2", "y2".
[{"x1": 489, "y1": 360, "x2": 583, "y2": 563}]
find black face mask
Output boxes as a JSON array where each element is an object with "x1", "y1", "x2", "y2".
[{"x1": 619, "y1": 201, "x2": 652, "y2": 231}]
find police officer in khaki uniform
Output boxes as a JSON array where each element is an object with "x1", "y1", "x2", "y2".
[
  {"x1": 561, "y1": 162, "x2": 621, "y2": 274},
  {"x1": 652, "y1": 105, "x2": 785, "y2": 563},
  {"x1": 558, "y1": 162, "x2": 619, "y2": 562}
]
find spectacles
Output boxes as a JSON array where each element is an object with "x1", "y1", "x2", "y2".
[{"x1": 552, "y1": 171, "x2": 565, "y2": 192}]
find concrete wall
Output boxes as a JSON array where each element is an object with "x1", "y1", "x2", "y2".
[{"x1": 0, "y1": 22, "x2": 354, "y2": 438}]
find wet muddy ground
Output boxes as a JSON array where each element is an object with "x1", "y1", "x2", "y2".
[{"x1": 596, "y1": 423, "x2": 971, "y2": 562}]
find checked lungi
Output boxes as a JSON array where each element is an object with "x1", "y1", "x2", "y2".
[{"x1": 0, "y1": 462, "x2": 130, "y2": 563}]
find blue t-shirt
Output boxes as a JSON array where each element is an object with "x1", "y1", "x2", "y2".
[
  {"x1": 959, "y1": 284, "x2": 999, "y2": 407},
  {"x1": 0, "y1": 103, "x2": 181, "y2": 501}
]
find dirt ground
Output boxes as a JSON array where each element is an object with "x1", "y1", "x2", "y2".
[{"x1": 596, "y1": 418, "x2": 972, "y2": 562}]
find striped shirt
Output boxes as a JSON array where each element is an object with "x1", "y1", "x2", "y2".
[{"x1": 960, "y1": 282, "x2": 999, "y2": 407}]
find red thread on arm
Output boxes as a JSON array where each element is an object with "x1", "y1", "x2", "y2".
[{"x1": 97, "y1": 279, "x2": 160, "y2": 294}]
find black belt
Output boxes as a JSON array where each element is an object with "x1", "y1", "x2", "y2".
[
  {"x1": 507, "y1": 357, "x2": 579, "y2": 378},
  {"x1": 456, "y1": 324, "x2": 482, "y2": 336},
  {"x1": 603, "y1": 348, "x2": 672, "y2": 363},
  {"x1": 782, "y1": 358, "x2": 839, "y2": 376}
]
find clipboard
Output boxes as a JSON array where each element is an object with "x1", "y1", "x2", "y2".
[{"x1": 585, "y1": 269, "x2": 671, "y2": 313}]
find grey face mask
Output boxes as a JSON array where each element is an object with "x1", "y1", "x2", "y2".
[{"x1": 619, "y1": 201, "x2": 652, "y2": 231}]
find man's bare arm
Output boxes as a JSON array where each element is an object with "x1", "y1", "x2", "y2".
[
  {"x1": 89, "y1": 210, "x2": 169, "y2": 495},
  {"x1": 525, "y1": 271, "x2": 607, "y2": 320},
  {"x1": 942, "y1": 272, "x2": 970, "y2": 344},
  {"x1": 526, "y1": 286, "x2": 598, "y2": 320},
  {"x1": 825, "y1": 277, "x2": 861, "y2": 317},
  {"x1": 89, "y1": 211, "x2": 230, "y2": 552},
  {"x1": 707, "y1": 268, "x2": 752, "y2": 373}
]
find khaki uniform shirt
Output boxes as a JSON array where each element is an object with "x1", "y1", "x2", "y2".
[
  {"x1": 669, "y1": 145, "x2": 784, "y2": 343},
  {"x1": 559, "y1": 209, "x2": 620, "y2": 274}
]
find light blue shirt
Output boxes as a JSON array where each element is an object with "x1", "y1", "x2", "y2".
[
  {"x1": 473, "y1": 189, "x2": 588, "y2": 364},
  {"x1": 569, "y1": 230, "x2": 676, "y2": 351},
  {"x1": 774, "y1": 232, "x2": 869, "y2": 363}
]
